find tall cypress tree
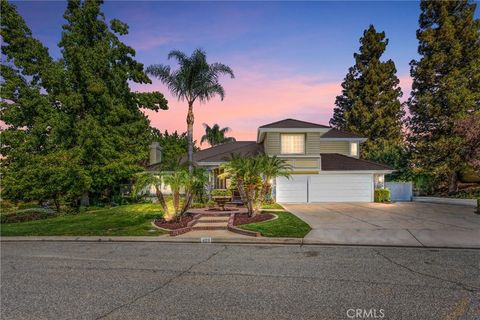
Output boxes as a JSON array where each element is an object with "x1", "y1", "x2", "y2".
[
  {"x1": 330, "y1": 25, "x2": 404, "y2": 161},
  {"x1": 408, "y1": 0, "x2": 480, "y2": 193},
  {"x1": 0, "y1": 0, "x2": 168, "y2": 206}
]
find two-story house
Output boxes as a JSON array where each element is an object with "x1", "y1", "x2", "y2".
[{"x1": 174, "y1": 118, "x2": 393, "y2": 203}]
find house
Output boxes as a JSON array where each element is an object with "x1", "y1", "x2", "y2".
[{"x1": 185, "y1": 118, "x2": 393, "y2": 203}]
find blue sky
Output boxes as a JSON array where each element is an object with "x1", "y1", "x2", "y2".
[{"x1": 11, "y1": 1, "x2": 478, "y2": 141}]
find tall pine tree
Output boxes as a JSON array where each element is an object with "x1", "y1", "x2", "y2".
[
  {"x1": 0, "y1": 0, "x2": 168, "y2": 206},
  {"x1": 330, "y1": 25, "x2": 405, "y2": 168},
  {"x1": 408, "y1": 0, "x2": 480, "y2": 193}
]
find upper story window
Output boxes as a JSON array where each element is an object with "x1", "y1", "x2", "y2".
[
  {"x1": 350, "y1": 142, "x2": 358, "y2": 156},
  {"x1": 281, "y1": 134, "x2": 305, "y2": 154}
]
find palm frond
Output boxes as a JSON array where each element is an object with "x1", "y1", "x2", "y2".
[
  {"x1": 210, "y1": 62, "x2": 235, "y2": 79},
  {"x1": 167, "y1": 50, "x2": 188, "y2": 64}
]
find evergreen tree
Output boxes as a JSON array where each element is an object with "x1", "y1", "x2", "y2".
[
  {"x1": 408, "y1": 0, "x2": 480, "y2": 193},
  {"x1": 0, "y1": 0, "x2": 167, "y2": 207},
  {"x1": 153, "y1": 130, "x2": 199, "y2": 171},
  {"x1": 330, "y1": 25, "x2": 404, "y2": 160}
]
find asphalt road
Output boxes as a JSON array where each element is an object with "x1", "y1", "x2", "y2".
[{"x1": 1, "y1": 242, "x2": 479, "y2": 320}]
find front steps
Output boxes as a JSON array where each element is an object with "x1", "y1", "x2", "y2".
[{"x1": 191, "y1": 215, "x2": 229, "y2": 230}]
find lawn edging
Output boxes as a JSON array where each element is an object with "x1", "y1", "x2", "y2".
[{"x1": 227, "y1": 213, "x2": 261, "y2": 237}]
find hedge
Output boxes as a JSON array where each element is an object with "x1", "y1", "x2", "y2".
[{"x1": 374, "y1": 189, "x2": 391, "y2": 203}]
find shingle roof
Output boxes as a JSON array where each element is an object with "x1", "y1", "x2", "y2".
[
  {"x1": 321, "y1": 153, "x2": 393, "y2": 171},
  {"x1": 191, "y1": 141, "x2": 264, "y2": 163},
  {"x1": 259, "y1": 118, "x2": 330, "y2": 129},
  {"x1": 321, "y1": 128, "x2": 365, "y2": 139}
]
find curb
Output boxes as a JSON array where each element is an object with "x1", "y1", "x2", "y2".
[{"x1": 1, "y1": 236, "x2": 479, "y2": 249}]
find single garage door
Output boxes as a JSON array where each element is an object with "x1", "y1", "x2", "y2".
[
  {"x1": 276, "y1": 175, "x2": 308, "y2": 203},
  {"x1": 276, "y1": 174, "x2": 373, "y2": 203}
]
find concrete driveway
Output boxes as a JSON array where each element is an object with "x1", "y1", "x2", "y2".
[{"x1": 282, "y1": 202, "x2": 480, "y2": 248}]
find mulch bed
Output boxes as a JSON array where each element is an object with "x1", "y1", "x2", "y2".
[
  {"x1": 154, "y1": 213, "x2": 195, "y2": 230},
  {"x1": 233, "y1": 212, "x2": 275, "y2": 226}
]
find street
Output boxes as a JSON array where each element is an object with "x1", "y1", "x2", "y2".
[{"x1": 1, "y1": 242, "x2": 479, "y2": 320}]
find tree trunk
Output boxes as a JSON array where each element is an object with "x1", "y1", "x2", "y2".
[
  {"x1": 173, "y1": 191, "x2": 180, "y2": 216},
  {"x1": 80, "y1": 192, "x2": 90, "y2": 206},
  {"x1": 448, "y1": 172, "x2": 458, "y2": 195},
  {"x1": 155, "y1": 186, "x2": 170, "y2": 218},
  {"x1": 246, "y1": 184, "x2": 257, "y2": 217},
  {"x1": 181, "y1": 190, "x2": 193, "y2": 214},
  {"x1": 186, "y1": 101, "x2": 194, "y2": 174}
]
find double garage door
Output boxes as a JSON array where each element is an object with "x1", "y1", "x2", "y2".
[{"x1": 276, "y1": 174, "x2": 373, "y2": 203}]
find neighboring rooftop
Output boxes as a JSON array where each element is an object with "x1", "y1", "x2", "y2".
[
  {"x1": 191, "y1": 141, "x2": 264, "y2": 163},
  {"x1": 320, "y1": 153, "x2": 393, "y2": 171},
  {"x1": 321, "y1": 128, "x2": 365, "y2": 139},
  {"x1": 259, "y1": 118, "x2": 330, "y2": 129}
]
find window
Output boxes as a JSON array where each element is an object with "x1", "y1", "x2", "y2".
[
  {"x1": 350, "y1": 142, "x2": 358, "y2": 156},
  {"x1": 281, "y1": 134, "x2": 305, "y2": 154}
]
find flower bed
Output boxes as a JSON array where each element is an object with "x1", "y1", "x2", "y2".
[
  {"x1": 233, "y1": 212, "x2": 275, "y2": 226},
  {"x1": 154, "y1": 213, "x2": 196, "y2": 230}
]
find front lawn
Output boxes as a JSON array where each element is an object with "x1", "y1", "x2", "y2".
[
  {"x1": 261, "y1": 203, "x2": 284, "y2": 210},
  {"x1": 0, "y1": 204, "x2": 165, "y2": 236},
  {"x1": 238, "y1": 210, "x2": 311, "y2": 238}
]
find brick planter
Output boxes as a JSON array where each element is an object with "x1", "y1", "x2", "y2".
[
  {"x1": 159, "y1": 207, "x2": 262, "y2": 237},
  {"x1": 227, "y1": 213, "x2": 260, "y2": 237}
]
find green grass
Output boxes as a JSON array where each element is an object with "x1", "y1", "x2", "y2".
[
  {"x1": 239, "y1": 210, "x2": 311, "y2": 238},
  {"x1": 260, "y1": 203, "x2": 284, "y2": 210},
  {"x1": 0, "y1": 204, "x2": 166, "y2": 236}
]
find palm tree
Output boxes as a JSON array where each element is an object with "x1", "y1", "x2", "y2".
[
  {"x1": 220, "y1": 154, "x2": 263, "y2": 217},
  {"x1": 132, "y1": 172, "x2": 170, "y2": 219},
  {"x1": 163, "y1": 170, "x2": 189, "y2": 216},
  {"x1": 220, "y1": 154, "x2": 292, "y2": 216},
  {"x1": 146, "y1": 49, "x2": 234, "y2": 173},
  {"x1": 201, "y1": 123, "x2": 236, "y2": 146},
  {"x1": 258, "y1": 155, "x2": 292, "y2": 203}
]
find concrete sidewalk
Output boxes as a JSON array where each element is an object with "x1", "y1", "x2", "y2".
[{"x1": 283, "y1": 202, "x2": 480, "y2": 248}]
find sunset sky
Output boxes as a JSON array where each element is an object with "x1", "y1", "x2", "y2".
[{"x1": 13, "y1": 1, "x2": 477, "y2": 145}]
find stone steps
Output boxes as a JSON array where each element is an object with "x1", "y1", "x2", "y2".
[
  {"x1": 198, "y1": 218, "x2": 229, "y2": 223},
  {"x1": 192, "y1": 220, "x2": 228, "y2": 230}
]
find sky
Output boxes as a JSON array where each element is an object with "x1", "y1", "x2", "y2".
[{"x1": 12, "y1": 1, "x2": 476, "y2": 145}]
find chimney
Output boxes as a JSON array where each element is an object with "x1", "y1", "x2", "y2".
[{"x1": 149, "y1": 142, "x2": 162, "y2": 165}]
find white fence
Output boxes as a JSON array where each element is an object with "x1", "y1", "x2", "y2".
[{"x1": 385, "y1": 182, "x2": 412, "y2": 201}]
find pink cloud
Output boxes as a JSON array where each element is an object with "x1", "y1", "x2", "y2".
[
  {"x1": 398, "y1": 74, "x2": 412, "y2": 102},
  {"x1": 127, "y1": 34, "x2": 178, "y2": 51},
  {"x1": 134, "y1": 67, "x2": 341, "y2": 146}
]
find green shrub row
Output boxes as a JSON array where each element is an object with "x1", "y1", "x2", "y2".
[
  {"x1": 374, "y1": 189, "x2": 391, "y2": 203},
  {"x1": 1, "y1": 208, "x2": 57, "y2": 224}
]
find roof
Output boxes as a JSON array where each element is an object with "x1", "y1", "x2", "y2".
[
  {"x1": 259, "y1": 118, "x2": 330, "y2": 129},
  {"x1": 191, "y1": 141, "x2": 264, "y2": 163},
  {"x1": 320, "y1": 153, "x2": 394, "y2": 171},
  {"x1": 322, "y1": 128, "x2": 365, "y2": 139}
]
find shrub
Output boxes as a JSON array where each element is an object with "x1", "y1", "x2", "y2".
[
  {"x1": 0, "y1": 208, "x2": 57, "y2": 224},
  {"x1": 211, "y1": 189, "x2": 232, "y2": 197},
  {"x1": 190, "y1": 202, "x2": 207, "y2": 209},
  {"x1": 206, "y1": 200, "x2": 216, "y2": 208},
  {"x1": 0, "y1": 200, "x2": 15, "y2": 211},
  {"x1": 476, "y1": 198, "x2": 480, "y2": 214},
  {"x1": 374, "y1": 189, "x2": 391, "y2": 203},
  {"x1": 111, "y1": 195, "x2": 133, "y2": 206},
  {"x1": 17, "y1": 202, "x2": 41, "y2": 210}
]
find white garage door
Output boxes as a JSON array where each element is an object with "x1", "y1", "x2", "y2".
[
  {"x1": 276, "y1": 175, "x2": 308, "y2": 203},
  {"x1": 276, "y1": 174, "x2": 373, "y2": 203},
  {"x1": 309, "y1": 174, "x2": 373, "y2": 202}
]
